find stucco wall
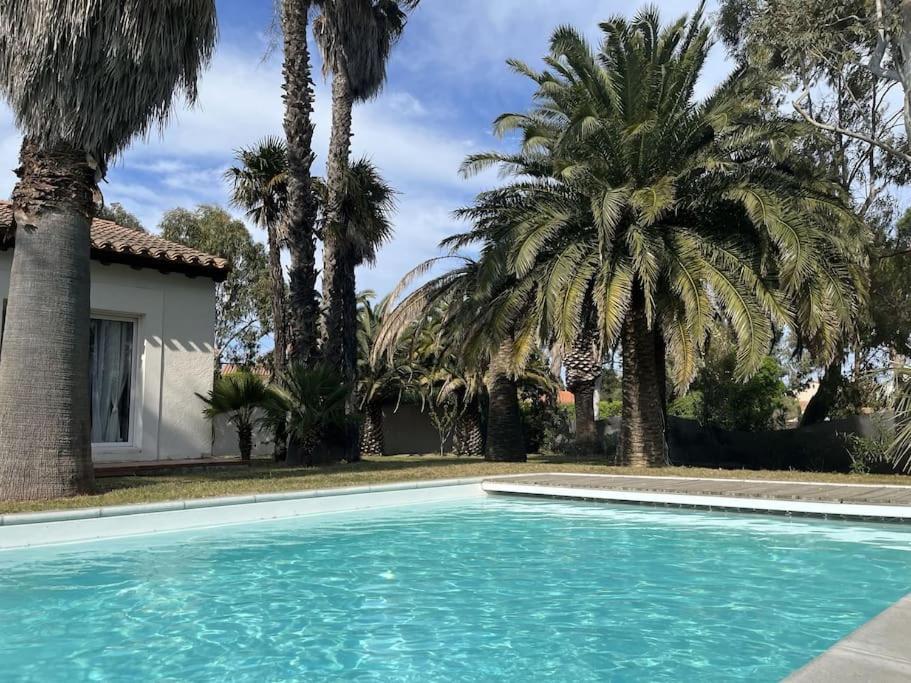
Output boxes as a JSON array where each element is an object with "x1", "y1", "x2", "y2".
[{"x1": 0, "y1": 252, "x2": 217, "y2": 463}]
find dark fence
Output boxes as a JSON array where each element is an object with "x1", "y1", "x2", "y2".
[{"x1": 665, "y1": 415, "x2": 878, "y2": 472}]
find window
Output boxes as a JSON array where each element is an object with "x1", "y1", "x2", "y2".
[{"x1": 90, "y1": 317, "x2": 135, "y2": 444}]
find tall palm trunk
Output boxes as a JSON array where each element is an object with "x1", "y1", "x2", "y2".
[
  {"x1": 800, "y1": 355, "x2": 843, "y2": 427},
  {"x1": 454, "y1": 400, "x2": 484, "y2": 456},
  {"x1": 619, "y1": 285, "x2": 667, "y2": 467},
  {"x1": 281, "y1": 0, "x2": 320, "y2": 364},
  {"x1": 359, "y1": 399, "x2": 384, "y2": 456},
  {"x1": 485, "y1": 340, "x2": 526, "y2": 462},
  {"x1": 0, "y1": 139, "x2": 95, "y2": 500},
  {"x1": 565, "y1": 316, "x2": 602, "y2": 455},
  {"x1": 322, "y1": 64, "x2": 360, "y2": 460},
  {"x1": 267, "y1": 220, "x2": 288, "y2": 461}
]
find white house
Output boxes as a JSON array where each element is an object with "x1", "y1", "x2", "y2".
[{"x1": 0, "y1": 200, "x2": 229, "y2": 464}]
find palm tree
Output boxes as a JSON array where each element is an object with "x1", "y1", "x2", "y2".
[
  {"x1": 374, "y1": 255, "x2": 530, "y2": 461},
  {"x1": 460, "y1": 6, "x2": 866, "y2": 466},
  {"x1": 198, "y1": 372, "x2": 273, "y2": 462},
  {"x1": 225, "y1": 137, "x2": 291, "y2": 461},
  {"x1": 281, "y1": 0, "x2": 321, "y2": 365},
  {"x1": 562, "y1": 312, "x2": 603, "y2": 454},
  {"x1": 313, "y1": 0, "x2": 418, "y2": 457},
  {"x1": 314, "y1": 158, "x2": 396, "y2": 460},
  {"x1": 355, "y1": 292, "x2": 418, "y2": 456},
  {"x1": 225, "y1": 137, "x2": 289, "y2": 377},
  {"x1": 265, "y1": 362, "x2": 349, "y2": 466},
  {"x1": 0, "y1": 2, "x2": 216, "y2": 500}
]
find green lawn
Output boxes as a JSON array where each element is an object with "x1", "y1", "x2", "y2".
[{"x1": 3, "y1": 454, "x2": 911, "y2": 515}]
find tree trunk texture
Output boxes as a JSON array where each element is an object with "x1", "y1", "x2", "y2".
[
  {"x1": 619, "y1": 287, "x2": 667, "y2": 467},
  {"x1": 454, "y1": 403, "x2": 484, "y2": 456},
  {"x1": 238, "y1": 423, "x2": 253, "y2": 462},
  {"x1": 267, "y1": 219, "x2": 287, "y2": 462},
  {"x1": 359, "y1": 400, "x2": 384, "y2": 456},
  {"x1": 799, "y1": 356, "x2": 843, "y2": 427},
  {"x1": 0, "y1": 139, "x2": 96, "y2": 500},
  {"x1": 322, "y1": 62, "x2": 360, "y2": 462},
  {"x1": 485, "y1": 340, "x2": 526, "y2": 462},
  {"x1": 281, "y1": 0, "x2": 320, "y2": 365},
  {"x1": 564, "y1": 317, "x2": 603, "y2": 455}
]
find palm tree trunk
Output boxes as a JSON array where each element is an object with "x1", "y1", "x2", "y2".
[
  {"x1": 800, "y1": 355, "x2": 843, "y2": 427},
  {"x1": 0, "y1": 139, "x2": 95, "y2": 500},
  {"x1": 454, "y1": 402, "x2": 484, "y2": 456},
  {"x1": 322, "y1": 63, "x2": 360, "y2": 461},
  {"x1": 359, "y1": 400, "x2": 384, "y2": 456},
  {"x1": 267, "y1": 220, "x2": 287, "y2": 461},
  {"x1": 238, "y1": 423, "x2": 253, "y2": 463},
  {"x1": 485, "y1": 340, "x2": 526, "y2": 462},
  {"x1": 619, "y1": 286, "x2": 667, "y2": 467},
  {"x1": 281, "y1": 0, "x2": 319, "y2": 365},
  {"x1": 565, "y1": 316, "x2": 603, "y2": 455}
]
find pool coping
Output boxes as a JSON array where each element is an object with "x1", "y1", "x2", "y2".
[
  {"x1": 0, "y1": 476, "x2": 497, "y2": 527},
  {"x1": 785, "y1": 594, "x2": 911, "y2": 681},
  {"x1": 482, "y1": 474, "x2": 911, "y2": 521}
]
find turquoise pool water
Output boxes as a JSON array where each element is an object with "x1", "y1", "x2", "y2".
[{"x1": 1, "y1": 496, "x2": 910, "y2": 682}]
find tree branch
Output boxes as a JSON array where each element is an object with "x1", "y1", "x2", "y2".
[
  {"x1": 793, "y1": 90, "x2": 911, "y2": 165},
  {"x1": 868, "y1": 0, "x2": 901, "y2": 81}
]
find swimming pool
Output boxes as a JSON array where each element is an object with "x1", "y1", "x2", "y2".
[{"x1": 1, "y1": 496, "x2": 909, "y2": 681}]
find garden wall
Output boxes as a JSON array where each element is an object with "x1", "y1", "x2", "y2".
[{"x1": 665, "y1": 415, "x2": 877, "y2": 472}]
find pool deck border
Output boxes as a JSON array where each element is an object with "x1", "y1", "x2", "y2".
[
  {"x1": 785, "y1": 594, "x2": 911, "y2": 681},
  {"x1": 482, "y1": 472, "x2": 911, "y2": 521}
]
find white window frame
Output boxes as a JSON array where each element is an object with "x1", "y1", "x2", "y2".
[{"x1": 90, "y1": 311, "x2": 141, "y2": 450}]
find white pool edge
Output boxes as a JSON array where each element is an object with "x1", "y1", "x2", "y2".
[
  {"x1": 482, "y1": 480, "x2": 911, "y2": 520},
  {"x1": 0, "y1": 478, "x2": 492, "y2": 550}
]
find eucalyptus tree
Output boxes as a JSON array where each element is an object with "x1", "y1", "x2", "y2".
[
  {"x1": 313, "y1": 0, "x2": 419, "y2": 457},
  {"x1": 460, "y1": 7, "x2": 866, "y2": 466},
  {"x1": 226, "y1": 137, "x2": 290, "y2": 378},
  {"x1": 281, "y1": 0, "x2": 321, "y2": 364},
  {"x1": 0, "y1": 1, "x2": 216, "y2": 500}
]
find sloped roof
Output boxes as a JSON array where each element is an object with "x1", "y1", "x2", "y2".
[{"x1": 0, "y1": 200, "x2": 230, "y2": 282}]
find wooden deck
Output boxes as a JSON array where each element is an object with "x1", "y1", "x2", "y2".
[
  {"x1": 485, "y1": 473, "x2": 911, "y2": 507},
  {"x1": 95, "y1": 457, "x2": 247, "y2": 478}
]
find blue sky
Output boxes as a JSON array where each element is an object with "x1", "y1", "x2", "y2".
[{"x1": 0, "y1": 0, "x2": 728, "y2": 297}]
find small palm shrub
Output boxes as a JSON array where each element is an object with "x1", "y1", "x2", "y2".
[
  {"x1": 264, "y1": 362, "x2": 349, "y2": 466},
  {"x1": 197, "y1": 372, "x2": 272, "y2": 462}
]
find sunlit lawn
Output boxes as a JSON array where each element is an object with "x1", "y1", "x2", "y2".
[{"x1": 3, "y1": 454, "x2": 911, "y2": 515}]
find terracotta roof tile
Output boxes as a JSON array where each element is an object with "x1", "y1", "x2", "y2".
[{"x1": 0, "y1": 200, "x2": 230, "y2": 281}]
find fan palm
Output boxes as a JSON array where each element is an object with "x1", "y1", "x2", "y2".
[
  {"x1": 314, "y1": 158, "x2": 396, "y2": 460},
  {"x1": 226, "y1": 137, "x2": 289, "y2": 376},
  {"x1": 225, "y1": 136, "x2": 290, "y2": 461},
  {"x1": 198, "y1": 372, "x2": 272, "y2": 462},
  {"x1": 265, "y1": 362, "x2": 349, "y2": 466},
  {"x1": 0, "y1": 1, "x2": 216, "y2": 500},
  {"x1": 459, "y1": 6, "x2": 867, "y2": 466},
  {"x1": 314, "y1": 0, "x2": 418, "y2": 458},
  {"x1": 281, "y1": 0, "x2": 321, "y2": 365}
]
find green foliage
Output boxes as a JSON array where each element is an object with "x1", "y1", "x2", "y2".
[
  {"x1": 264, "y1": 362, "x2": 349, "y2": 458},
  {"x1": 196, "y1": 371, "x2": 273, "y2": 460},
  {"x1": 225, "y1": 136, "x2": 288, "y2": 232},
  {"x1": 845, "y1": 419, "x2": 894, "y2": 475},
  {"x1": 454, "y1": 5, "x2": 866, "y2": 398},
  {"x1": 670, "y1": 343, "x2": 791, "y2": 432},
  {"x1": 160, "y1": 205, "x2": 271, "y2": 365},
  {"x1": 314, "y1": 159, "x2": 396, "y2": 267},
  {"x1": 97, "y1": 202, "x2": 145, "y2": 231},
  {"x1": 598, "y1": 399, "x2": 622, "y2": 418}
]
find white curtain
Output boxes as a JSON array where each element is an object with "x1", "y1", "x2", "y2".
[{"x1": 90, "y1": 319, "x2": 134, "y2": 443}]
